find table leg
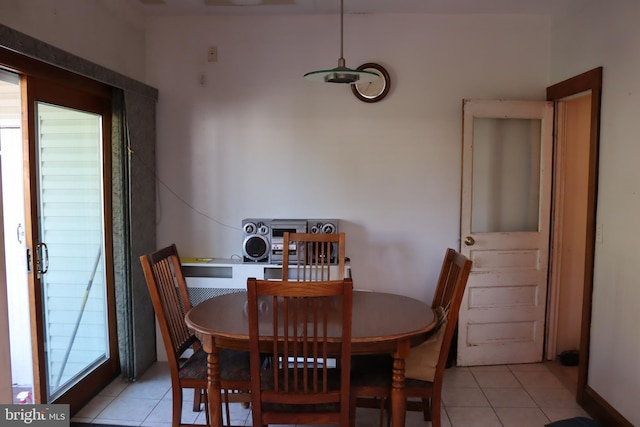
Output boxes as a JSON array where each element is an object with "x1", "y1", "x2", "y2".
[
  {"x1": 390, "y1": 355, "x2": 407, "y2": 427},
  {"x1": 390, "y1": 338, "x2": 412, "y2": 427},
  {"x1": 207, "y1": 348, "x2": 223, "y2": 427}
]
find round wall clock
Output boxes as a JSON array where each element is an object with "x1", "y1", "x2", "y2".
[{"x1": 351, "y1": 63, "x2": 391, "y2": 103}]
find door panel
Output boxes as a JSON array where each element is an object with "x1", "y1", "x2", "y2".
[
  {"x1": 24, "y1": 76, "x2": 118, "y2": 409},
  {"x1": 35, "y1": 102, "x2": 109, "y2": 398},
  {"x1": 0, "y1": 70, "x2": 33, "y2": 403},
  {"x1": 471, "y1": 117, "x2": 541, "y2": 233},
  {"x1": 458, "y1": 99, "x2": 553, "y2": 366}
]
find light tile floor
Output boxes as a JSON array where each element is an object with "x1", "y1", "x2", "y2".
[{"x1": 71, "y1": 360, "x2": 591, "y2": 427}]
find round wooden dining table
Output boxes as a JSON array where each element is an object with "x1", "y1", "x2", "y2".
[{"x1": 185, "y1": 290, "x2": 437, "y2": 427}]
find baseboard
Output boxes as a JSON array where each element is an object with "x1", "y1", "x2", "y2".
[{"x1": 580, "y1": 385, "x2": 632, "y2": 427}]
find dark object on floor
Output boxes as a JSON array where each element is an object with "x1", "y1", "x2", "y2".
[
  {"x1": 546, "y1": 416, "x2": 599, "y2": 427},
  {"x1": 560, "y1": 349, "x2": 580, "y2": 366}
]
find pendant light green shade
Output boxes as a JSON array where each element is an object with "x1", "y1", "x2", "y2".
[{"x1": 304, "y1": 62, "x2": 379, "y2": 84}]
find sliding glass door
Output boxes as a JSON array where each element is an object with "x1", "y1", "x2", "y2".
[{"x1": 24, "y1": 76, "x2": 119, "y2": 410}]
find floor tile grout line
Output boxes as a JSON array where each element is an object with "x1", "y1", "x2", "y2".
[
  {"x1": 505, "y1": 363, "x2": 553, "y2": 424},
  {"x1": 78, "y1": 361, "x2": 584, "y2": 426},
  {"x1": 466, "y1": 367, "x2": 506, "y2": 427}
]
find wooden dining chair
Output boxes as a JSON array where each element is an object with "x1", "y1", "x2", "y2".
[
  {"x1": 140, "y1": 244, "x2": 251, "y2": 427},
  {"x1": 246, "y1": 277, "x2": 354, "y2": 427},
  {"x1": 282, "y1": 232, "x2": 346, "y2": 281},
  {"x1": 350, "y1": 248, "x2": 472, "y2": 427},
  {"x1": 280, "y1": 232, "x2": 347, "y2": 371}
]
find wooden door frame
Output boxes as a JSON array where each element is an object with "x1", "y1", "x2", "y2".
[
  {"x1": 547, "y1": 67, "x2": 629, "y2": 425},
  {"x1": 0, "y1": 163, "x2": 12, "y2": 403},
  {"x1": 0, "y1": 48, "x2": 120, "y2": 413},
  {"x1": 547, "y1": 67, "x2": 601, "y2": 401}
]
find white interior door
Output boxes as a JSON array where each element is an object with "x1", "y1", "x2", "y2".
[{"x1": 457, "y1": 99, "x2": 553, "y2": 366}]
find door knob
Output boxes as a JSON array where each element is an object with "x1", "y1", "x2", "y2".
[{"x1": 464, "y1": 236, "x2": 475, "y2": 246}]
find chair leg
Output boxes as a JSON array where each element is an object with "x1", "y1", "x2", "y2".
[
  {"x1": 349, "y1": 392, "x2": 357, "y2": 427},
  {"x1": 422, "y1": 397, "x2": 431, "y2": 421},
  {"x1": 193, "y1": 388, "x2": 201, "y2": 411},
  {"x1": 430, "y1": 396, "x2": 442, "y2": 427},
  {"x1": 222, "y1": 390, "x2": 231, "y2": 427},
  {"x1": 204, "y1": 389, "x2": 210, "y2": 427},
  {"x1": 172, "y1": 386, "x2": 183, "y2": 427}
]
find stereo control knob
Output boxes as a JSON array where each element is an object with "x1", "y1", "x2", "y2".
[
  {"x1": 243, "y1": 222, "x2": 256, "y2": 234},
  {"x1": 310, "y1": 223, "x2": 322, "y2": 234},
  {"x1": 257, "y1": 223, "x2": 269, "y2": 235},
  {"x1": 322, "y1": 223, "x2": 336, "y2": 234}
]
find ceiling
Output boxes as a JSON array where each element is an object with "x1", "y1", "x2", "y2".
[{"x1": 130, "y1": 0, "x2": 584, "y2": 16}]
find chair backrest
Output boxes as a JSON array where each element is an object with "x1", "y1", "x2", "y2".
[
  {"x1": 281, "y1": 232, "x2": 346, "y2": 281},
  {"x1": 431, "y1": 248, "x2": 472, "y2": 379},
  {"x1": 140, "y1": 244, "x2": 197, "y2": 368},
  {"x1": 246, "y1": 277, "x2": 353, "y2": 426}
]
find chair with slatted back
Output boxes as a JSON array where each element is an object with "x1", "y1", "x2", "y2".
[
  {"x1": 281, "y1": 231, "x2": 347, "y2": 371},
  {"x1": 349, "y1": 248, "x2": 472, "y2": 427},
  {"x1": 246, "y1": 277, "x2": 353, "y2": 427},
  {"x1": 282, "y1": 232, "x2": 346, "y2": 281},
  {"x1": 140, "y1": 244, "x2": 251, "y2": 427}
]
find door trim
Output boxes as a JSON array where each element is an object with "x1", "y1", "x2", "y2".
[
  {"x1": 0, "y1": 164, "x2": 12, "y2": 403},
  {"x1": 547, "y1": 67, "x2": 607, "y2": 417}
]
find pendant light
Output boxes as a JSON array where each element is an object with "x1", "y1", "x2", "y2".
[{"x1": 304, "y1": 0, "x2": 379, "y2": 84}]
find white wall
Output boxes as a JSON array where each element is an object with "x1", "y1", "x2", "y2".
[
  {"x1": 146, "y1": 13, "x2": 550, "y2": 301},
  {"x1": 551, "y1": 1, "x2": 640, "y2": 424},
  {"x1": 0, "y1": 0, "x2": 146, "y2": 82},
  {"x1": 4, "y1": 1, "x2": 640, "y2": 423}
]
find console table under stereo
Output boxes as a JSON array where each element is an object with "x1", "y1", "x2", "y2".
[{"x1": 154, "y1": 258, "x2": 351, "y2": 361}]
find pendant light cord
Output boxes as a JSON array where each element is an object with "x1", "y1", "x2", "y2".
[
  {"x1": 339, "y1": 0, "x2": 345, "y2": 66},
  {"x1": 304, "y1": 0, "x2": 378, "y2": 82}
]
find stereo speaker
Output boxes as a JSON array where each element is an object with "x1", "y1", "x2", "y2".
[
  {"x1": 242, "y1": 218, "x2": 270, "y2": 262},
  {"x1": 306, "y1": 219, "x2": 340, "y2": 264}
]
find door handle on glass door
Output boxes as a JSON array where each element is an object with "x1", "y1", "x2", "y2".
[
  {"x1": 26, "y1": 248, "x2": 32, "y2": 273},
  {"x1": 35, "y1": 242, "x2": 49, "y2": 277},
  {"x1": 17, "y1": 223, "x2": 24, "y2": 243}
]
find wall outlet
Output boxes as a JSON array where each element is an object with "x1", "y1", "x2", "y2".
[{"x1": 207, "y1": 46, "x2": 217, "y2": 62}]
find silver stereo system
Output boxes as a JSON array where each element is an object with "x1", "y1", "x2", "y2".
[
  {"x1": 241, "y1": 218, "x2": 339, "y2": 264},
  {"x1": 268, "y1": 219, "x2": 308, "y2": 265}
]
